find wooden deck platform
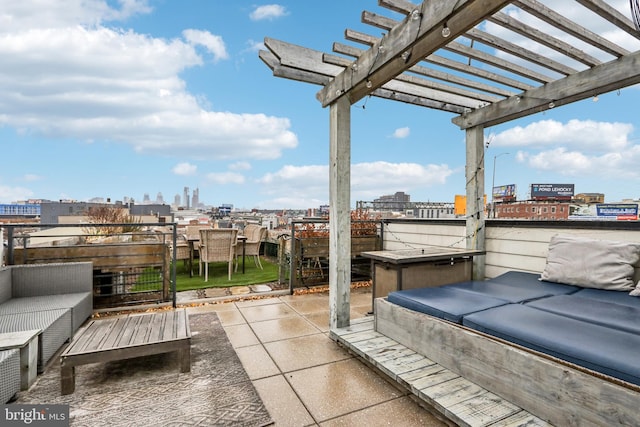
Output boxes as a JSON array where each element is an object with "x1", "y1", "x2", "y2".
[
  {"x1": 330, "y1": 317, "x2": 551, "y2": 427},
  {"x1": 60, "y1": 309, "x2": 191, "y2": 395}
]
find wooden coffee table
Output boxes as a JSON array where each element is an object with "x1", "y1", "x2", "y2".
[{"x1": 60, "y1": 309, "x2": 191, "y2": 395}]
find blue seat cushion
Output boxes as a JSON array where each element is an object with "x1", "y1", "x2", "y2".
[
  {"x1": 387, "y1": 287, "x2": 508, "y2": 323},
  {"x1": 526, "y1": 294, "x2": 640, "y2": 335},
  {"x1": 462, "y1": 304, "x2": 640, "y2": 386},
  {"x1": 489, "y1": 271, "x2": 543, "y2": 285},
  {"x1": 572, "y1": 288, "x2": 640, "y2": 309},
  {"x1": 448, "y1": 277, "x2": 578, "y2": 303},
  {"x1": 490, "y1": 271, "x2": 580, "y2": 292}
]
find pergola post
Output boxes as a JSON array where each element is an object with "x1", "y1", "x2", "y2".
[
  {"x1": 329, "y1": 96, "x2": 351, "y2": 329},
  {"x1": 465, "y1": 125, "x2": 486, "y2": 280}
]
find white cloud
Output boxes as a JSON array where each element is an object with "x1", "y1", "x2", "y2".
[
  {"x1": 518, "y1": 146, "x2": 640, "y2": 179},
  {"x1": 23, "y1": 174, "x2": 42, "y2": 182},
  {"x1": 245, "y1": 39, "x2": 265, "y2": 52},
  {"x1": 249, "y1": 5, "x2": 288, "y2": 21},
  {"x1": 0, "y1": 9, "x2": 298, "y2": 161},
  {"x1": 0, "y1": 184, "x2": 33, "y2": 203},
  {"x1": 497, "y1": 118, "x2": 640, "y2": 179},
  {"x1": 0, "y1": 0, "x2": 151, "y2": 31},
  {"x1": 524, "y1": 148, "x2": 591, "y2": 174},
  {"x1": 258, "y1": 161, "x2": 454, "y2": 204},
  {"x1": 489, "y1": 119, "x2": 634, "y2": 152},
  {"x1": 392, "y1": 127, "x2": 410, "y2": 139},
  {"x1": 172, "y1": 162, "x2": 197, "y2": 176},
  {"x1": 206, "y1": 172, "x2": 245, "y2": 185},
  {"x1": 182, "y1": 29, "x2": 228, "y2": 62},
  {"x1": 229, "y1": 161, "x2": 251, "y2": 171}
]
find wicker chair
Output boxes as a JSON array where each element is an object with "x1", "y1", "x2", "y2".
[
  {"x1": 170, "y1": 233, "x2": 191, "y2": 267},
  {"x1": 237, "y1": 225, "x2": 267, "y2": 270},
  {"x1": 198, "y1": 229, "x2": 238, "y2": 281}
]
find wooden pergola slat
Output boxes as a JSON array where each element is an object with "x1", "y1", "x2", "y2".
[
  {"x1": 317, "y1": 0, "x2": 513, "y2": 107},
  {"x1": 514, "y1": 0, "x2": 629, "y2": 58}
]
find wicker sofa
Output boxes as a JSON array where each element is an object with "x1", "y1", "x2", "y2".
[{"x1": 0, "y1": 262, "x2": 93, "y2": 401}]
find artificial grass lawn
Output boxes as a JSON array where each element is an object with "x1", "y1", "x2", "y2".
[{"x1": 174, "y1": 256, "x2": 280, "y2": 292}]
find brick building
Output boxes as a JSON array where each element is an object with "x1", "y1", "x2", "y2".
[{"x1": 495, "y1": 201, "x2": 570, "y2": 220}]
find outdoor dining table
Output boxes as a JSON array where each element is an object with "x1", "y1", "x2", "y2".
[{"x1": 187, "y1": 233, "x2": 247, "y2": 277}]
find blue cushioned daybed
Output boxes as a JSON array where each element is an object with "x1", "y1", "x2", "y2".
[
  {"x1": 385, "y1": 235, "x2": 640, "y2": 387},
  {"x1": 387, "y1": 273, "x2": 640, "y2": 387},
  {"x1": 462, "y1": 304, "x2": 640, "y2": 386},
  {"x1": 376, "y1": 235, "x2": 640, "y2": 426}
]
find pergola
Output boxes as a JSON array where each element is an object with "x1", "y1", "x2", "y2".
[{"x1": 260, "y1": 0, "x2": 640, "y2": 329}]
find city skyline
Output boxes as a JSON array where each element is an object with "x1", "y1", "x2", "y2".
[{"x1": 1, "y1": 1, "x2": 639, "y2": 209}]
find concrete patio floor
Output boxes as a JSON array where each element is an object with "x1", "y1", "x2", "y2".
[{"x1": 186, "y1": 287, "x2": 448, "y2": 426}]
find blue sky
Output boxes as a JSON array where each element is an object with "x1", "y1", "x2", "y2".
[{"x1": 1, "y1": 1, "x2": 639, "y2": 209}]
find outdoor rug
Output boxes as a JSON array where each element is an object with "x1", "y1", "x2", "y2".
[{"x1": 15, "y1": 311, "x2": 273, "y2": 426}]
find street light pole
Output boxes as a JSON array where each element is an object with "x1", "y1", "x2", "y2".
[{"x1": 491, "y1": 152, "x2": 509, "y2": 218}]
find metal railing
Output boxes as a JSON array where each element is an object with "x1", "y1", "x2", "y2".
[{"x1": 2, "y1": 222, "x2": 180, "y2": 308}]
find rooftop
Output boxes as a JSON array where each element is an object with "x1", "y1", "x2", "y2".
[{"x1": 14, "y1": 286, "x2": 449, "y2": 426}]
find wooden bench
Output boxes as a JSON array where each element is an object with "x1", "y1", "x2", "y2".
[{"x1": 60, "y1": 309, "x2": 191, "y2": 395}]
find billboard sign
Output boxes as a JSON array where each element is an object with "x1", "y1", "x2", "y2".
[
  {"x1": 596, "y1": 203, "x2": 638, "y2": 220},
  {"x1": 569, "y1": 203, "x2": 638, "y2": 220},
  {"x1": 492, "y1": 184, "x2": 516, "y2": 201},
  {"x1": 531, "y1": 183, "x2": 574, "y2": 200}
]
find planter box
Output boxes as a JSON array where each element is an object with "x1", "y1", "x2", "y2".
[
  {"x1": 290, "y1": 235, "x2": 381, "y2": 287},
  {"x1": 297, "y1": 235, "x2": 381, "y2": 258}
]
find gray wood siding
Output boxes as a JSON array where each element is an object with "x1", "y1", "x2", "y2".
[{"x1": 382, "y1": 219, "x2": 640, "y2": 279}]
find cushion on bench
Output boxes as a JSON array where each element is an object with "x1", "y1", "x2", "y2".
[
  {"x1": 572, "y1": 288, "x2": 640, "y2": 308},
  {"x1": 0, "y1": 293, "x2": 92, "y2": 333},
  {"x1": 525, "y1": 294, "x2": 640, "y2": 335},
  {"x1": 387, "y1": 286, "x2": 508, "y2": 323},
  {"x1": 448, "y1": 277, "x2": 578, "y2": 303},
  {"x1": 462, "y1": 304, "x2": 640, "y2": 386},
  {"x1": 489, "y1": 270, "x2": 542, "y2": 285},
  {"x1": 490, "y1": 270, "x2": 582, "y2": 294}
]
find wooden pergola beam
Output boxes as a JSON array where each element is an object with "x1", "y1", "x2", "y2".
[
  {"x1": 453, "y1": 49, "x2": 640, "y2": 129},
  {"x1": 317, "y1": 0, "x2": 513, "y2": 107},
  {"x1": 261, "y1": 42, "x2": 469, "y2": 113}
]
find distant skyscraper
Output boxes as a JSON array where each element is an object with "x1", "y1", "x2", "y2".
[
  {"x1": 156, "y1": 192, "x2": 164, "y2": 204},
  {"x1": 192, "y1": 188, "x2": 199, "y2": 208},
  {"x1": 143, "y1": 193, "x2": 151, "y2": 204},
  {"x1": 373, "y1": 191, "x2": 410, "y2": 211},
  {"x1": 173, "y1": 194, "x2": 180, "y2": 207},
  {"x1": 183, "y1": 187, "x2": 190, "y2": 209}
]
